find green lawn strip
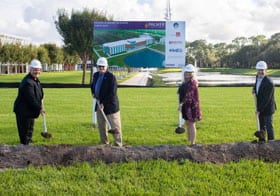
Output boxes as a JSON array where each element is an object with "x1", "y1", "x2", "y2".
[
  {"x1": 1, "y1": 160, "x2": 280, "y2": 195},
  {"x1": 0, "y1": 71, "x2": 91, "y2": 84},
  {"x1": 1, "y1": 87, "x2": 280, "y2": 195},
  {"x1": 1, "y1": 87, "x2": 280, "y2": 145},
  {"x1": 0, "y1": 71, "x2": 130, "y2": 84}
]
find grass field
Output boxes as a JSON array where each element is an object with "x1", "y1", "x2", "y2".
[
  {"x1": 0, "y1": 71, "x2": 92, "y2": 84},
  {"x1": 1, "y1": 86, "x2": 280, "y2": 195},
  {"x1": 1, "y1": 68, "x2": 280, "y2": 85}
]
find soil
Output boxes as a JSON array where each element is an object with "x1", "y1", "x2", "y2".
[{"x1": 1, "y1": 140, "x2": 280, "y2": 169}]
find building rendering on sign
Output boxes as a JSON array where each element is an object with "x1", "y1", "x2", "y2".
[{"x1": 102, "y1": 34, "x2": 154, "y2": 56}]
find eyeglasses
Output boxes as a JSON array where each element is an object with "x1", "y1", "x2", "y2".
[
  {"x1": 32, "y1": 68, "x2": 41, "y2": 71},
  {"x1": 98, "y1": 66, "x2": 105, "y2": 68}
]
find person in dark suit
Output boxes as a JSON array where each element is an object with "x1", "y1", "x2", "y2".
[
  {"x1": 91, "y1": 57, "x2": 122, "y2": 147},
  {"x1": 13, "y1": 59, "x2": 45, "y2": 145},
  {"x1": 253, "y1": 60, "x2": 276, "y2": 142}
]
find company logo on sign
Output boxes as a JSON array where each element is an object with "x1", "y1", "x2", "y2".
[
  {"x1": 145, "y1": 22, "x2": 165, "y2": 29},
  {"x1": 169, "y1": 41, "x2": 183, "y2": 44},
  {"x1": 169, "y1": 48, "x2": 183, "y2": 53}
]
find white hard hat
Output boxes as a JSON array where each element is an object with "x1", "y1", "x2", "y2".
[
  {"x1": 183, "y1": 64, "x2": 195, "y2": 73},
  {"x1": 30, "y1": 59, "x2": 42, "y2": 69},
  {"x1": 256, "y1": 61, "x2": 267, "y2": 70},
  {"x1": 96, "y1": 57, "x2": 108, "y2": 67}
]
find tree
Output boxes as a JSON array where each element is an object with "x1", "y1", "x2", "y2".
[
  {"x1": 1, "y1": 44, "x2": 14, "y2": 64},
  {"x1": 37, "y1": 46, "x2": 50, "y2": 65},
  {"x1": 42, "y1": 43, "x2": 64, "y2": 65},
  {"x1": 228, "y1": 45, "x2": 257, "y2": 68},
  {"x1": 232, "y1": 36, "x2": 248, "y2": 48},
  {"x1": 63, "y1": 51, "x2": 80, "y2": 71},
  {"x1": 0, "y1": 41, "x2": 2, "y2": 63},
  {"x1": 55, "y1": 8, "x2": 111, "y2": 84},
  {"x1": 249, "y1": 35, "x2": 267, "y2": 46},
  {"x1": 271, "y1": 33, "x2": 280, "y2": 41}
]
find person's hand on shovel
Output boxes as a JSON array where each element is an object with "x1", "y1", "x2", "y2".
[
  {"x1": 178, "y1": 103, "x2": 183, "y2": 111},
  {"x1": 40, "y1": 108, "x2": 46, "y2": 116},
  {"x1": 98, "y1": 103, "x2": 104, "y2": 111}
]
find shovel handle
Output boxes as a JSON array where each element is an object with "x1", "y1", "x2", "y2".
[
  {"x1": 92, "y1": 98, "x2": 97, "y2": 126},
  {"x1": 256, "y1": 113, "x2": 260, "y2": 131},
  {"x1": 253, "y1": 95, "x2": 260, "y2": 131},
  {"x1": 43, "y1": 113, "x2": 47, "y2": 132},
  {"x1": 178, "y1": 110, "x2": 183, "y2": 127},
  {"x1": 96, "y1": 100, "x2": 112, "y2": 129},
  {"x1": 178, "y1": 96, "x2": 184, "y2": 127}
]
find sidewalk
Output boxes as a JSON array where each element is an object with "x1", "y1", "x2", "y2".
[{"x1": 119, "y1": 72, "x2": 151, "y2": 86}]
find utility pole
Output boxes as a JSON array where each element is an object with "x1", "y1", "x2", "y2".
[{"x1": 164, "y1": 0, "x2": 171, "y2": 21}]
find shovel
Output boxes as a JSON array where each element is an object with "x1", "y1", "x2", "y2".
[
  {"x1": 175, "y1": 103, "x2": 185, "y2": 134},
  {"x1": 40, "y1": 102, "x2": 52, "y2": 138},
  {"x1": 92, "y1": 98, "x2": 97, "y2": 128},
  {"x1": 96, "y1": 100, "x2": 119, "y2": 134},
  {"x1": 253, "y1": 95, "x2": 265, "y2": 141},
  {"x1": 254, "y1": 95, "x2": 261, "y2": 133},
  {"x1": 41, "y1": 113, "x2": 52, "y2": 138}
]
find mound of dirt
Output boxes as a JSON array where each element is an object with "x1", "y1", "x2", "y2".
[{"x1": 1, "y1": 140, "x2": 280, "y2": 169}]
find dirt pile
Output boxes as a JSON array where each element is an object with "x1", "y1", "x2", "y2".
[{"x1": 1, "y1": 141, "x2": 280, "y2": 169}]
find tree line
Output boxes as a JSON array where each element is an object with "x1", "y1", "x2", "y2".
[
  {"x1": 0, "y1": 42, "x2": 80, "y2": 70},
  {"x1": 186, "y1": 33, "x2": 280, "y2": 68}
]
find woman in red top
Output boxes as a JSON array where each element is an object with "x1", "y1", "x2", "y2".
[{"x1": 178, "y1": 64, "x2": 202, "y2": 145}]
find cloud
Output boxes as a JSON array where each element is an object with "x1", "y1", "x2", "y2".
[{"x1": 0, "y1": 0, "x2": 279, "y2": 46}]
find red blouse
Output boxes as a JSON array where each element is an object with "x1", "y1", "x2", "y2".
[{"x1": 178, "y1": 79, "x2": 202, "y2": 122}]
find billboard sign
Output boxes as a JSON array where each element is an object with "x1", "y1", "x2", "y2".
[{"x1": 93, "y1": 21, "x2": 185, "y2": 68}]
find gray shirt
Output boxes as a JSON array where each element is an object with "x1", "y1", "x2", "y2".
[
  {"x1": 256, "y1": 76, "x2": 263, "y2": 95},
  {"x1": 94, "y1": 72, "x2": 104, "y2": 99}
]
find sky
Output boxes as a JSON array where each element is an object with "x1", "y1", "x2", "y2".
[{"x1": 0, "y1": 0, "x2": 279, "y2": 46}]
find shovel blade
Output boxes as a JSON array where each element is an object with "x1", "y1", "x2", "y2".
[
  {"x1": 108, "y1": 128, "x2": 120, "y2": 134},
  {"x1": 175, "y1": 127, "x2": 185, "y2": 134},
  {"x1": 41, "y1": 132, "x2": 52, "y2": 139}
]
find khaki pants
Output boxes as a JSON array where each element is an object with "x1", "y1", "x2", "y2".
[{"x1": 97, "y1": 109, "x2": 122, "y2": 146}]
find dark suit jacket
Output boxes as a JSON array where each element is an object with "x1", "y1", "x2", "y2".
[
  {"x1": 253, "y1": 76, "x2": 276, "y2": 115},
  {"x1": 13, "y1": 73, "x2": 44, "y2": 118},
  {"x1": 91, "y1": 71, "x2": 119, "y2": 115}
]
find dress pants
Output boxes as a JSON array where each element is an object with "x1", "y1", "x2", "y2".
[
  {"x1": 16, "y1": 113, "x2": 34, "y2": 145},
  {"x1": 96, "y1": 109, "x2": 122, "y2": 146}
]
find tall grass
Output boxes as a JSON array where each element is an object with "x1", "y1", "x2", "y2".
[{"x1": 0, "y1": 87, "x2": 280, "y2": 195}]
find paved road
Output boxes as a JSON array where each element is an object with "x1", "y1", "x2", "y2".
[{"x1": 119, "y1": 72, "x2": 151, "y2": 86}]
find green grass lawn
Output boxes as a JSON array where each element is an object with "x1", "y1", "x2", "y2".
[
  {"x1": 0, "y1": 71, "x2": 92, "y2": 84},
  {"x1": 1, "y1": 87, "x2": 280, "y2": 195}
]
